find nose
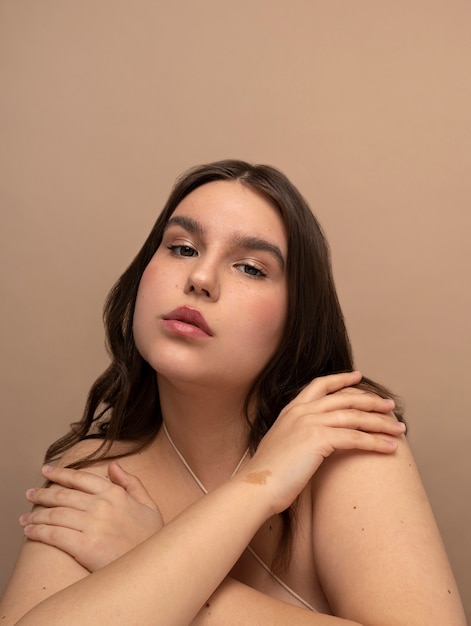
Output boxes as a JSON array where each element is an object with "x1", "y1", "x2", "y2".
[{"x1": 184, "y1": 258, "x2": 220, "y2": 301}]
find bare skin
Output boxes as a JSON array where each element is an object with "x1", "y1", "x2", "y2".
[{"x1": 1, "y1": 374, "x2": 466, "y2": 624}]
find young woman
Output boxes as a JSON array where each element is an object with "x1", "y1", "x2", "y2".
[{"x1": 1, "y1": 161, "x2": 465, "y2": 625}]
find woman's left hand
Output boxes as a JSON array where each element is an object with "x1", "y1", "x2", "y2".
[{"x1": 20, "y1": 462, "x2": 164, "y2": 572}]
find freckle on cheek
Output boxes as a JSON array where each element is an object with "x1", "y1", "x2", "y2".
[{"x1": 243, "y1": 470, "x2": 272, "y2": 485}]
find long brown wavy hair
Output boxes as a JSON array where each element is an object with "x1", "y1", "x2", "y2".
[{"x1": 45, "y1": 159, "x2": 403, "y2": 567}]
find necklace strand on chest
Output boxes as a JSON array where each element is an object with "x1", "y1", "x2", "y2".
[
  {"x1": 162, "y1": 421, "x2": 249, "y2": 493},
  {"x1": 161, "y1": 421, "x2": 317, "y2": 613}
]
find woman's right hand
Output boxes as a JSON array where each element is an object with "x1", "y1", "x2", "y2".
[
  {"x1": 238, "y1": 371, "x2": 406, "y2": 515},
  {"x1": 20, "y1": 461, "x2": 164, "y2": 572}
]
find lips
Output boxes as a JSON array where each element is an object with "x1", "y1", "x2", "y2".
[{"x1": 162, "y1": 306, "x2": 214, "y2": 336}]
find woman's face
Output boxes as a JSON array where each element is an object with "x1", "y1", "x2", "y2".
[{"x1": 133, "y1": 180, "x2": 288, "y2": 394}]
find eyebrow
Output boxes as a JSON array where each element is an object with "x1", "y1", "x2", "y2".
[
  {"x1": 165, "y1": 215, "x2": 286, "y2": 270},
  {"x1": 166, "y1": 215, "x2": 204, "y2": 237}
]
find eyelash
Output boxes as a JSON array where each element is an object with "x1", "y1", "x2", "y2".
[
  {"x1": 167, "y1": 245, "x2": 268, "y2": 279},
  {"x1": 235, "y1": 263, "x2": 267, "y2": 278},
  {"x1": 167, "y1": 244, "x2": 197, "y2": 257}
]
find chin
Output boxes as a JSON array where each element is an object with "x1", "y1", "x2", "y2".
[
  {"x1": 156, "y1": 366, "x2": 253, "y2": 397},
  {"x1": 143, "y1": 347, "x2": 265, "y2": 394}
]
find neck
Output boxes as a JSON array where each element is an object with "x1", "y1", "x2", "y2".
[{"x1": 156, "y1": 375, "x2": 251, "y2": 488}]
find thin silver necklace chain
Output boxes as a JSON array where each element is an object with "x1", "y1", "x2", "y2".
[{"x1": 161, "y1": 421, "x2": 317, "y2": 613}]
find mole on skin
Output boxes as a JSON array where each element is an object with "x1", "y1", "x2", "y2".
[{"x1": 243, "y1": 470, "x2": 272, "y2": 485}]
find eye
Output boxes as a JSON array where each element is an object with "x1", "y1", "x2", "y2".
[
  {"x1": 167, "y1": 244, "x2": 198, "y2": 257},
  {"x1": 235, "y1": 263, "x2": 267, "y2": 278}
]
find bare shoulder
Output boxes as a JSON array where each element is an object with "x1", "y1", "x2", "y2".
[
  {"x1": 310, "y1": 436, "x2": 466, "y2": 625},
  {"x1": 54, "y1": 438, "x2": 136, "y2": 474}
]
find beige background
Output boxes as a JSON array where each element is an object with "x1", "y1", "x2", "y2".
[{"x1": 1, "y1": 0, "x2": 469, "y2": 616}]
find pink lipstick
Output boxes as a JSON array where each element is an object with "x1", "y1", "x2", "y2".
[{"x1": 162, "y1": 306, "x2": 213, "y2": 338}]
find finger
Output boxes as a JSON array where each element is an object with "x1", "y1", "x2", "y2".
[
  {"x1": 303, "y1": 391, "x2": 395, "y2": 416},
  {"x1": 316, "y1": 428, "x2": 400, "y2": 457},
  {"x1": 295, "y1": 371, "x2": 363, "y2": 403},
  {"x1": 319, "y1": 410, "x2": 406, "y2": 435},
  {"x1": 23, "y1": 522, "x2": 89, "y2": 565},
  {"x1": 20, "y1": 506, "x2": 85, "y2": 532},
  {"x1": 26, "y1": 484, "x2": 90, "y2": 511},
  {"x1": 41, "y1": 465, "x2": 110, "y2": 495},
  {"x1": 108, "y1": 462, "x2": 158, "y2": 510}
]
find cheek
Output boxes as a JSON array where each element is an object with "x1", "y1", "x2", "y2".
[
  {"x1": 135, "y1": 259, "x2": 179, "y2": 306},
  {"x1": 133, "y1": 269, "x2": 154, "y2": 322},
  {"x1": 239, "y1": 290, "x2": 287, "y2": 350},
  {"x1": 137, "y1": 260, "x2": 164, "y2": 294},
  {"x1": 133, "y1": 264, "x2": 164, "y2": 332}
]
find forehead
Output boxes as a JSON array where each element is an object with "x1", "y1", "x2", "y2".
[{"x1": 171, "y1": 181, "x2": 287, "y2": 252}]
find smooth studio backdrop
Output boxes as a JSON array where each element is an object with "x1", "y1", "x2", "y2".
[{"x1": 1, "y1": 0, "x2": 470, "y2": 617}]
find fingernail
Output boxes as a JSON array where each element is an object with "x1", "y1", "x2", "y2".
[
  {"x1": 19, "y1": 514, "x2": 29, "y2": 524},
  {"x1": 26, "y1": 488, "x2": 36, "y2": 499},
  {"x1": 24, "y1": 525, "x2": 33, "y2": 534},
  {"x1": 42, "y1": 465, "x2": 53, "y2": 474}
]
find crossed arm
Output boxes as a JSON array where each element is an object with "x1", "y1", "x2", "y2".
[{"x1": 0, "y1": 373, "x2": 466, "y2": 625}]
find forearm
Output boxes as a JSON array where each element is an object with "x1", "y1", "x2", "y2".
[
  {"x1": 192, "y1": 578, "x2": 362, "y2": 626},
  {"x1": 16, "y1": 480, "x2": 270, "y2": 626}
]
